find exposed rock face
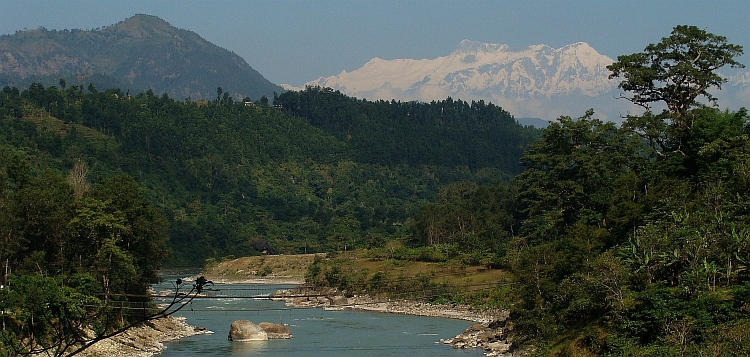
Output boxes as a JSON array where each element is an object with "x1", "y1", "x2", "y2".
[
  {"x1": 228, "y1": 320, "x2": 268, "y2": 341},
  {"x1": 441, "y1": 320, "x2": 517, "y2": 357},
  {"x1": 82, "y1": 316, "x2": 211, "y2": 357},
  {"x1": 258, "y1": 322, "x2": 293, "y2": 339},
  {"x1": 329, "y1": 295, "x2": 349, "y2": 306}
]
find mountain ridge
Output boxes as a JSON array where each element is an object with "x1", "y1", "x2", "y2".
[
  {"x1": 290, "y1": 40, "x2": 617, "y2": 99},
  {"x1": 285, "y1": 40, "x2": 748, "y2": 121},
  {"x1": 284, "y1": 40, "x2": 621, "y2": 120},
  {"x1": 0, "y1": 14, "x2": 283, "y2": 101}
]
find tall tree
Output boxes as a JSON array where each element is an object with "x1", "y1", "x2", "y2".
[{"x1": 607, "y1": 25, "x2": 744, "y2": 157}]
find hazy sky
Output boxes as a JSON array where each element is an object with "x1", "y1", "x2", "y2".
[{"x1": 2, "y1": 0, "x2": 748, "y2": 86}]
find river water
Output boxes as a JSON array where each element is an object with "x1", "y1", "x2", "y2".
[{"x1": 153, "y1": 280, "x2": 482, "y2": 356}]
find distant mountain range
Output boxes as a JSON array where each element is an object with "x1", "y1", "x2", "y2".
[
  {"x1": 0, "y1": 14, "x2": 283, "y2": 101},
  {"x1": 2, "y1": 16, "x2": 745, "y2": 120},
  {"x1": 285, "y1": 40, "x2": 749, "y2": 122},
  {"x1": 517, "y1": 117, "x2": 550, "y2": 129}
]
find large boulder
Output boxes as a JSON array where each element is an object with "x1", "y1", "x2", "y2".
[
  {"x1": 228, "y1": 320, "x2": 268, "y2": 341},
  {"x1": 258, "y1": 322, "x2": 293, "y2": 339},
  {"x1": 329, "y1": 295, "x2": 349, "y2": 306}
]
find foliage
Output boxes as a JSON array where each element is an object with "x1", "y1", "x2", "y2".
[
  {"x1": 0, "y1": 142, "x2": 172, "y2": 355},
  {"x1": 0, "y1": 274, "x2": 102, "y2": 356},
  {"x1": 492, "y1": 25, "x2": 749, "y2": 355},
  {"x1": 608, "y1": 25, "x2": 745, "y2": 167},
  {"x1": 0, "y1": 80, "x2": 539, "y2": 266},
  {"x1": 607, "y1": 25, "x2": 744, "y2": 124},
  {"x1": 277, "y1": 87, "x2": 539, "y2": 173}
]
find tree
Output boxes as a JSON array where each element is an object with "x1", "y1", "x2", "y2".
[
  {"x1": 85, "y1": 175, "x2": 170, "y2": 293},
  {"x1": 66, "y1": 197, "x2": 130, "y2": 301},
  {"x1": 66, "y1": 159, "x2": 89, "y2": 200},
  {"x1": 0, "y1": 274, "x2": 213, "y2": 357},
  {"x1": 608, "y1": 26, "x2": 744, "y2": 164},
  {"x1": 607, "y1": 25, "x2": 744, "y2": 129},
  {"x1": 515, "y1": 110, "x2": 646, "y2": 244}
]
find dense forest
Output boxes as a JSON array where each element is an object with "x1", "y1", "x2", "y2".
[
  {"x1": 0, "y1": 74, "x2": 540, "y2": 355},
  {"x1": 2, "y1": 24, "x2": 749, "y2": 357},
  {"x1": 276, "y1": 87, "x2": 533, "y2": 171},
  {"x1": 0, "y1": 82, "x2": 539, "y2": 267}
]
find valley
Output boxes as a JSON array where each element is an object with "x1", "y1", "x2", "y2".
[{"x1": 0, "y1": 12, "x2": 749, "y2": 357}]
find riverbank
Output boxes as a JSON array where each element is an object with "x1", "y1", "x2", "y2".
[
  {"x1": 200, "y1": 254, "x2": 519, "y2": 355},
  {"x1": 270, "y1": 286, "x2": 518, "y2": 356},
  {"x1": 82, "y1": 316, "x2": 212, "y2": 357},
  {"x1": 201, "y1": 254, "x2": 317, "y2": 284},
  {"x1": 153, "y1": 276, "x2": 517, "y2": 356},
  {"x1": 87, "y1": 262, "x2": 304, "y2": 357}
]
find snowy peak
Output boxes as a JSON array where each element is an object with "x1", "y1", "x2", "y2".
[
  {"x1": 284, "y1": 40, "x2": 628, "y2": 120},
  {"x1": 454, "y1": 39, "x2": 508, "y2": 54},
  {"x1": 729, "y1": 71, "x2": 750, "y2": 86},
  {"x1": 284, "y1": 40, "x2": 747, "y2": 121},
  {"x1": 293, "y1": 40, "x2": 616, "y2": 103},
  {"x1": 308, "y1": 40, "x2": 615, "y2": 101}
]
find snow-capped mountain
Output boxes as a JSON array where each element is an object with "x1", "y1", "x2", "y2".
[
  {"x1": 285, "y1": 40, "x2": 748, "y2": 122},
  {"x1": 302, "y1": 40, "x2": 615, "y2": 98},
  {"x1": 285, "y1": 40, "x2": 625, "y2": 120},
  {"x1": 729, "y1": 71, "x2": 750, "y2": 86},
  {"x1": 718, "y1": 71, "x2": 750, "y2": 112}
]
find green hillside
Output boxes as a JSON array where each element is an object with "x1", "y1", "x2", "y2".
[
  {"x1": 0, "y1": 83, "x2": 540, "y2": 267},
  {"x1": 277, "y1": 87, "x2": 536, "y2": 173}
]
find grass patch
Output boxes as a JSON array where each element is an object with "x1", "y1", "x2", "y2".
[{"x1": 307, "y1": 249, "x2": 512, "y2": 308}]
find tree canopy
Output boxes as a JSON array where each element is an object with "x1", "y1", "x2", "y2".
[{"x1": 608, "y1": 25, "x2": 744, "y2": 134}]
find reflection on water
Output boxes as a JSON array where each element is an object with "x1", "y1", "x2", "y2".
[
  {"x1": 154, "y1": 279, "x2": 482, "y2": 356},
  {"x1": 230, "y1": 340, "x2": 268, "y2": 354}
]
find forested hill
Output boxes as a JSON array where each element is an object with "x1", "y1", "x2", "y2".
[
  {"x1": 3, "y1": 24, "x2": 749, "y2": 357},
  {"x1": 0, "y1": 14, "x2": 283, "y2": 101},
  {"x1": 0, "y1": 83, "x2": 541, "y2": 266},
  {"x1": 277, "y1": 87, "x2": 537, "y2": 172}
]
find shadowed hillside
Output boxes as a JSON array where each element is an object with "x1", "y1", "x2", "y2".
[{"x1": 0, "y1": 14, "x2": 283, "y2": 101}]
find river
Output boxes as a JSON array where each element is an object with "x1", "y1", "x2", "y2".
[{"x1": 153, "y1": 280, "x2": 483, "y2": 356}]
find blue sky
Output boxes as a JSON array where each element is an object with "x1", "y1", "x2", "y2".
[{"x1": 2, "y1": 0, "x2": 748, "y2": 86}]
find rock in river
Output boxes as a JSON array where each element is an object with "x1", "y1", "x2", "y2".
[
  {"x1": 228, "y1": 320, "x2": 268, "y2": 341},
  {"x1": 228, "y1": 320, "x2": 293, "y2": 341},
  {"x1": 258, "y1": 322, "x2": 293, "y2": 339}
]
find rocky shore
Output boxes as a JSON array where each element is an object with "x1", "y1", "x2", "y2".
[
  {"x1": 82, "y1": 316, "x2": 211, "y2": 357},
  {"x1": 269, "y1": 286, "x2": 519, "y2": 356},
  {"x1": 202, "y1": 276, "x2": 304, "y2": 285},
  {"x1": 85, "y1": 285, "x2": 518, "y2": 356},
  {"x1": 440, "y1": 320, "x2": 521, "y2": 357}
]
